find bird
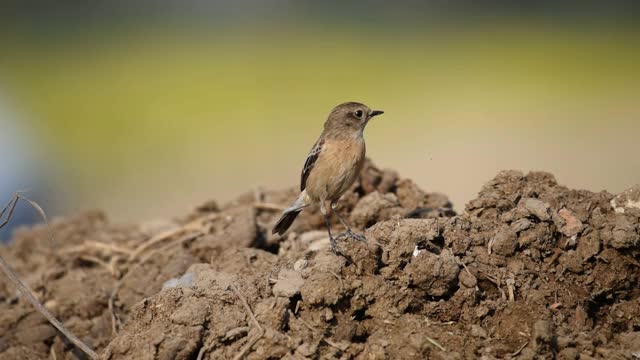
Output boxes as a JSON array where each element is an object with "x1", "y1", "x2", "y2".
[{"x1": 272, "y1": 102, "x2": 384, "y2": 253}]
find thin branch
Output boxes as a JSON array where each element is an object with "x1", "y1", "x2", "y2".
[
  {"x1": 229, "y1": 283, "x2": 264, "y2": 360},
  {"x1": 0, "y1": 194, "x2": 98, "y2": 359},
  {"x1": 425, "y1": 336, "x2": 446, "y2": 352},
  {"x1": 0, "y1": 195, "x2": 18, "y2": 229},
  {"x1": 62, "y1": 241, "x2": 133, "y2": 257},
  {"x1": 230, "y1": 283, "x2": 262, "y2": 332},
  {"x1": 232, "y1": 334, "x2": 263, "y2": 360},
  {"x1": 511, "y1": 341, "x2": 529, "y2": 357},
  {"x1": 130, "y1": 213, "x2": 218, "y2": 261},
  {"x1": 19, "y1": 195, "x2": 54, "y2": 243}
]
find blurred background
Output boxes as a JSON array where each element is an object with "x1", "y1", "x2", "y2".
[{"x1": 0, "y1": 1, "x2": 638, "y2": 241}]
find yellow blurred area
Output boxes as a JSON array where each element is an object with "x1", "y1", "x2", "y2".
[{"x1": 0, "y1": 24, "x2": 638, "y2": 221}]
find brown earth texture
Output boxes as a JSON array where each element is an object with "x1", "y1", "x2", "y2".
[{"x1": 1, "y1": 160, "x2": 640, "y2": 360}]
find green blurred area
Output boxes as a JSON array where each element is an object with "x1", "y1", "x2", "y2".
[{"x1": 0, "y1": 22, "x2": 638, "y2": 220}]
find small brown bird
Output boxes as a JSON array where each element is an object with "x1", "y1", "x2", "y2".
[{"x1": 272, "y1": 102, "x2": 384, "y2": 253}]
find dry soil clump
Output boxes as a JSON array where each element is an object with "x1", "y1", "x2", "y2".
[{"x1": 0, "y1": 161, "x2": 639, "y2": 359}]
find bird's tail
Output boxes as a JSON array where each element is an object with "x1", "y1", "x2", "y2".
[
  {"x1": 272, "y1": 192, "x2": 308, "y2": 236},
  {"x1": 272, "y1": 209, "x2": 302, "y2": 236}
]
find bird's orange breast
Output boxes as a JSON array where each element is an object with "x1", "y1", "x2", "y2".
[{"x1": 305, "y1": 138, "x2": 366, "y2": 202}]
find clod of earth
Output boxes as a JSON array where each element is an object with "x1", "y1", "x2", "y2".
[{"x1": 0, "y1": 160, "x2": 639, "y2": 359}]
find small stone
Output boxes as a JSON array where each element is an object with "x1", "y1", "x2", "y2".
[
  {"x1": 523, "y1": 198, "x2": 551, "y2": 221},
  {"x1": 350, "y1": 191, "x2": 404, "y2": 229},
  {"x1": 611, "y1": 184, "x2": 640, "y2": 213},
  {"x1": 324, "y1": 308, "x2": 334, "y2": 322},
  {"x1": 557, "y1": 209, "x2": 584, "y2": 237},
  {"x1": 272, "y1": 269, "x2": 305, "y2": 298},
  {"x1": 459, "y1": 269, "x2": 478, "y2": 288},
  {"x1": 404, "y1": 249, "x2": 460, "y2": 297},
  {"x1": 576, "y1": 232, "x2": 600, "y2": 261},
  {"x1": 492, "y1": 226, "x2": 518, "y2": 256},
  {"x1": 396, "y1": 178, "x2": 427, "y2": 210},
  {"x1": 412, "y1": 246, "x2": 425, "y2": 258},
  {"x1": 610, "y1": 214, "x2": 639, "y2": 249},
  {"x1": 293, "y1": 259, "x2": 308, "y2": 272},
  {"x1": 562, "y1": 250, "x2": 583, "y2": 274},
  {"x1": 162, "y1": 272, "x2": 195, "y2": 290},
  {"x1": 471, "y1": 324, "x2": 488, "y2": 338},
  {"x1": 511, "y1": 218, "x2": 533, "y2": 233}
]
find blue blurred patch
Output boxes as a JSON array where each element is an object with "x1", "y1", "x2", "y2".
[
  {"x1": 0, "y1": 96, "x2": 50, "y2": 244},
  {"x1": 0, "y1": 197, "x2": 42, "y2": 243}
]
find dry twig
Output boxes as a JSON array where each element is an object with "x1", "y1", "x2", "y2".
[
  {"x1": 233, "y1": 334, "x2": 263, "y2": 360},
  {"x1": 425, "y1": 336, "x2": 446, "y2": 352},
  {"x1": 506, "y1": 278, "x2": 516, "y2": 302},
  {"x1": 478, "y1": 270, "x2": 500, "y2": 286},
  {"x1": 62, "y1": 240, "x2": 133, "y2": 257},
  {"x1": 130, "y1": 213, "x2": 218, "y2": 261},
  {"x1": 229, "y1": 283, "x2": 264, "y2": 360},
  {"x1": 230, "y1": 283, "x2": 263, "y2": 332},
  {"x1": 0, "y1": 193, "x2": 98, "y2": 359},
  {"x1": 511, "y1": 341, "x2": 529, "y2": 356}
]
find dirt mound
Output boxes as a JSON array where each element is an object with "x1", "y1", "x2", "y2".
[{"x1": 1, "y1": 161, "x2": 639, "y2": 359}]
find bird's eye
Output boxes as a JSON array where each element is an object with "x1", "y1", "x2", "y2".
[{"x1": 354, "y1": 110, "x2": 364, "y2": 118}]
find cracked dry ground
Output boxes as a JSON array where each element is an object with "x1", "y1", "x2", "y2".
[{"x1": 1, "y1": 160, "x2": 639, "y2": 359}]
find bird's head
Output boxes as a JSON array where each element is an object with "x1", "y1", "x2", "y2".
[{"x1": 324, "y1": 102, "x2": 384, "y2": 137}]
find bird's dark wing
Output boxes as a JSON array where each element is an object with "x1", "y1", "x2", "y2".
[{"x1": 301, "y1": 137, "x2": 324, "y2": 191}]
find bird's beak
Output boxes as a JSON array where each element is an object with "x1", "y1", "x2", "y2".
[{"x1": 369, "y1": 110, "x2": 384, "y2": 117}]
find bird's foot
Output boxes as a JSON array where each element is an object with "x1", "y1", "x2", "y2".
[
  {"x1": 329, "y1": 236, "x2": 355, "y2": 263},
  {"x1": 336, "y1": 229, "x2": 367, "y2": 243},
  {"x1": 329, "y1": 236, "x2": 346, "y2": 256},
  {"x1": 329, "y1": 236, "x2": 338, "y2": 254}
]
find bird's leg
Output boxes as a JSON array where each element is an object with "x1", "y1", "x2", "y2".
[
  {"x1": 331, "y1": 201, "x2": 366, "y2": 243},
  {"x1": 323, "y1": 213, "x2": 340, "y2": 254},
  {"x1": 320, "y1": 201, "x2": 339, "y2": 254}
]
